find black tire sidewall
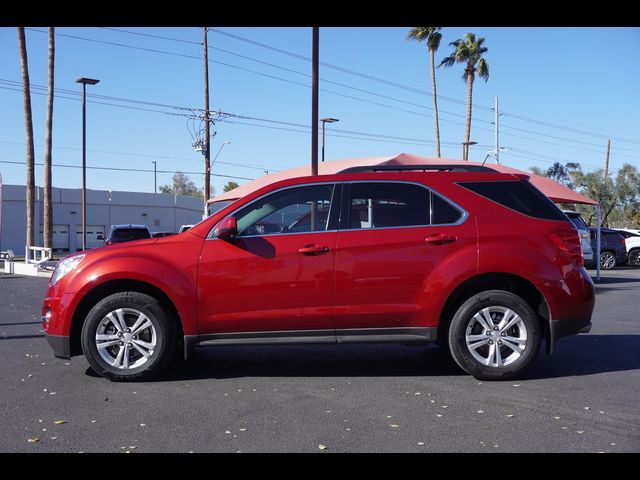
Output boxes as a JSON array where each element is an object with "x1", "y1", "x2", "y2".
[
  {"x1": 448, "y1": 290, "x2": 541, "y2": 381},
  {"x1": 81, "y1": 292, "x2": 176, "y2": 381}
]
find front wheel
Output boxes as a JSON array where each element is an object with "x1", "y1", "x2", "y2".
[
  {"x1": 81, "y1": 292, "x2": 176, "y2": 382},
  {"x1": 448, "y1": 290, "x2": 541, "y2": 381}
]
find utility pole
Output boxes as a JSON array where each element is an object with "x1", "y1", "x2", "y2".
[
  {"x1": 494, "y1": 97, "x2": 500, "y2": 164},
  {"x1": 203, "y1": 26, "x2": 211, "y2": 217},
  {"x1": 311, "y1": 27, "x2": 319, "y2": 231},
  {"x1": 604, "y1": 139, "x2": 611, "y2": 177},
  {"x1": 152, "y1": 161, "x2": 157, "y2": 193},
  {"x1": 311, "y1": 27, "x2": 319, "y2": 176},
  {"x1": 0, "y1": 172, "x2": 3, "y2": 253}
]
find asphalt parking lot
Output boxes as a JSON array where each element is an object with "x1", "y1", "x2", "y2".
[{"x1": 0, "y1": 268, "x2": 639, "y2": 453}]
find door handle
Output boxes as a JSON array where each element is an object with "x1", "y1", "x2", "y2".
[
  {"x1": 298, "y1": 244, "x2": 330, "y2": 255},
  {"x1": 425, "y1": 233, "x2": 457, "y2": 245}
]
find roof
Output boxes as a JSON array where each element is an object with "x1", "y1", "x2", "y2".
[{"x1": 210, "y1": 153, "x2": 597, "y2": 206}]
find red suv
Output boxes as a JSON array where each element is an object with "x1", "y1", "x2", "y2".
[{"x1": 42, "y1": 166, "x2": 594, "y2": 381}]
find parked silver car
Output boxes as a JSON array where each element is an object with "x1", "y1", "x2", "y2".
[{"x1": 563, "y1": 211, "x2": 594, "y2": 267}]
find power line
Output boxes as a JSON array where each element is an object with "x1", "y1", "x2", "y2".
[
  {"x1": 508, "y1": 148, "x2": 603, "y2": 170},
  {"x1": 4, "y1": 78, "x2": 636, "y2": 165},
  {"x1": 206, "y1": 28, "x2": 491, "y2": 112},
  {"x1": 0, "y1": 80, "x2": 470, "y2": 148},
  {"x1": 204, "y1": 27, "x2": 640, "y2": 148},
  {"x1": 502, "y1": 112, "x2": 640, "y2": 146},
  {"x1": 11, "y1": 29, "x2": 640, "y2": 160},
  {"x1": 26, "y1": 27, "x2": 639, "y2": 147},
  {"x1": 0, "y1": 139, "x2": 282, "y2": 172},
  {"x1": 0, "y1": 160, "x2": 254, "y2": 181},
  {"x1": 500, "y1": 123, "x2": 640, "y2": 154}
]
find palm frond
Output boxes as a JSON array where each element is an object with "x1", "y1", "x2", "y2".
[
  {"x1": 439, "y1": 55, "x2": 456, "y2": 68},
  {"x1": 477, "y1": 58, "x2": 489, "y2": 81},
  {"x1": 428, "y1": 31, "x2": 442, "y2": 51},
  {"x1": 407, "y1": 27, "x2": 427, "y2": 41}
]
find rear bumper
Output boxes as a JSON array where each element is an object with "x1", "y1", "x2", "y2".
[
  {"x1": 547, "y1": 314, "x2": 592, "y2": 355},
  {"x1": 552, "y1": 315, "x2": 592, "y2": 339},
  {"x1": 545, "y1": 265, "x2": 594, "y2": 355},
  {"x1": 46, "y1": 334, "x2": 71, "y2": 360}
]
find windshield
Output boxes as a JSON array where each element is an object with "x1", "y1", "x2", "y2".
[
  {"x1": 111, "y1": 228, "x2": 150, "y2": 240},
  {"x1": 566, "y1": 214, "x2": 588, "y2": 231}
]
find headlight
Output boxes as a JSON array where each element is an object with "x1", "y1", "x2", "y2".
[{"x1": 51, "y1": 255, "x2": 85, "y2": 285}]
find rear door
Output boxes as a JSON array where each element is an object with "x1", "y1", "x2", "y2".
[{"x1": 333, "y1": 181, "x2": 476, "y2": 338}]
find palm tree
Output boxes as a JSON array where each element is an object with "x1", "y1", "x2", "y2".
[
  {"x1": 17, "y1": 27, "x2": 35, "y2": 248},
  {"x1": 43, "y1": 27, "x2": 55, "y2": 250},
  {"x1": 407, "y1": 27, "x2": 443, "y2": 157},
  {"x1": 440, "y1": 32, "x2": 489, "y2": 161}
]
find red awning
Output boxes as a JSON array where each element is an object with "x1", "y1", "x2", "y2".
[{"x1": 210, "y1": 153, "x2": 597, "y2": 205}]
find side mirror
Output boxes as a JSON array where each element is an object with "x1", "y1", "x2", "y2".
[
  {"x1": 96, "y1": 235, "x2": 104, "y2": 241},
  {"x1": 214, "y1": 217, "x2": 238, "y2": 239}
]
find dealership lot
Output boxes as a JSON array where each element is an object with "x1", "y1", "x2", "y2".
[{"x1": 0, "y1": 269, "x2": 638, "y2": 453}]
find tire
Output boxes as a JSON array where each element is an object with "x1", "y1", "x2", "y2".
[
  {"x1": 600, "y1": 251, "x2": 617, "y2": 270},
  {"x1": 448, "y1": 290, "x2": 541, "y2": 381},
  {"x1": 628, "y1": 249, "x2": 640, "y2": 268},
  {"x1": 81, "y1": 292, "x2": 176, "y2": 382}
]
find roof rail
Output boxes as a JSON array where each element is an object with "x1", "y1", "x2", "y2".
[{"x1": 337, "y1": 164, "x2": 499, "y2": 174}]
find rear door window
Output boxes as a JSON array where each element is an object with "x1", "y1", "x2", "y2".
[{"x1": 346, "y1": 182, "x2": 430, "y2": 229}]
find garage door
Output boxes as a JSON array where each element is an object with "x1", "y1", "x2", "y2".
[
  {"x1": 76, "y1": 225, "x2": 105, "y2": 250},
  {"x1": 38, "y1": 224, "x2": 70, "y2": 252}
]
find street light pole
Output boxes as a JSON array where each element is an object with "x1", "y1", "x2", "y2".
[
  {"x1": 462, "y1": 141, "x2": 477, "y2": 161},
  {"x1": 75, "y1": 77, "x2": 99, "y2": 251},
  {"x1": 320, "y1": 118, "x2": 339, "y2": 163},
  {"x1": 152, "y1": 161, "x2": 157, "y2": 193},
  {"x1": 207, "y1": 141, "x2": 231, "y2": 195},
  {"x1": 212, "y1": 140, "x2": 231, "y2": 167}
]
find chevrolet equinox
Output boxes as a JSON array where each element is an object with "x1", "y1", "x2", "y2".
[{"x1": 42, "y1": 166, "x2": 595, "y2": 381}]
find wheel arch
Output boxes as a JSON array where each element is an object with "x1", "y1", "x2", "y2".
[
  {"x1": 70, "y1": 279, "x2": 184, "y2": 357},
  {"x1": 437, "y1": 272, "x2": 552, "y2": 353}
]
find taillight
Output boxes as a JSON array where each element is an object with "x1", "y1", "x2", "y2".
[{"x1": 549, "y1": 227, "x2": 583, "y2": 266}]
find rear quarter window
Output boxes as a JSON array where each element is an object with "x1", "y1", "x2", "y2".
[{"x1": 458, "y1": 180, "x2": 567, "y2": 221}]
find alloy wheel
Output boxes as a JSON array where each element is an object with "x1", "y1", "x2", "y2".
[
  {"x1": 465, "y1": 306, "x2": 528, "y2": 368},
  {"x1": 95, "y1": 308, "x2": 157, "y2": 370},
  {"x1": 600, "y1": 252, "x2": 616, "y2": 270}
]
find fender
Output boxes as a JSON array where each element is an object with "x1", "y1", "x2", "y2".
[{"x1": 65, "y1": 234, "x2": 205, "y2": 336}]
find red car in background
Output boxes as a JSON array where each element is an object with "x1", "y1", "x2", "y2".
[{"x1": 42, "y1": 165, "x2": 594, "y2": 381}]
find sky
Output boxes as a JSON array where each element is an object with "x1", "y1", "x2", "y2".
[{"x1": 1, "y1": 26, "x2": 639, "y2": 198}]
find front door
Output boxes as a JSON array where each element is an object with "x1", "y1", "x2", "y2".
[{"x1": 197, "y1": 183, "x2": 340, "y2": 338}]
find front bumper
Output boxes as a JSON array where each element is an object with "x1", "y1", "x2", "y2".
[{"x1": 46, "y1": 334, "x2": 71, "y2": 360}]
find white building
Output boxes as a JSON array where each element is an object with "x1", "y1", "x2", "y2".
[{"x1": 0, "y1": 185, "x2": 204, "y2": 253}]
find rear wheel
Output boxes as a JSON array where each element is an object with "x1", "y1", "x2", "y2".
[
  {"x1": 600, "y1": 251, "x2": 617, "y2": 270},
  {"x1": 448, "y1": 290, "x2": 541, "y2": 381},
  {"x1": 628, "y1": 249, "x2": 640, "y2": 267},
  {"x1": 81, "y1": 292, "x2": 176, "y2": 381}
]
